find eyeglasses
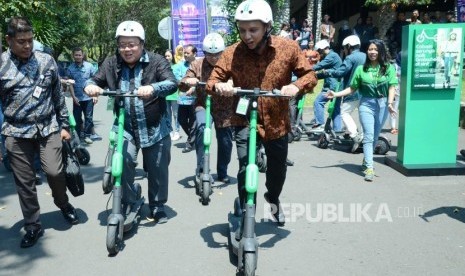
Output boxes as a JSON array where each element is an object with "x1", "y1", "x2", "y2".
[{"x1": 118, "y1": 42, "x2": 140, "y2": 50}]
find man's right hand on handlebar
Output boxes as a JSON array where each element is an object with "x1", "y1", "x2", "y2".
[
  {"x1": 184, "y1": 77, "x2": 199, "y2": 87},
  {"x1": 84, "y1": 84, "x2": 103, "y2": 97},
  {"x1": 214, "y1": 82, "x2": 235, "y2": 97}
]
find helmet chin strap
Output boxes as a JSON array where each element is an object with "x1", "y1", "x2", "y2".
[{"x1": 250, "y1": 27, "x2": 272, "y2": 53}]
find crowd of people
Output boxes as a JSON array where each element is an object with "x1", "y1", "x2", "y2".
[{"x1": 0, "y1": 2, "x2": 463, "y2": 250}]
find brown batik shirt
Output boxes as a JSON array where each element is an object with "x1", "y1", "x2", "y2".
[
  {"x1": 206, "y1": 35, "x2": 318, "y2": 141},
  {"x1": 179, "y1": 57, "x2": 236, "y2": 128}
]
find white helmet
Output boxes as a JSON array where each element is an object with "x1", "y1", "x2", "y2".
[
  {"x1": 314, "y1": 39, "x2": 330, "y2": 50},
  {"x1": 342, "y1": 35, "x2": 361, "y2": 47},
  {"x1": 115, "y1": 21, "x2": 145, "y2": 41},
  {"x1": 234, "y1": 0, "x2": 273, "y2": 24},
  {"x1": 202, "y1": 33, "x2": 225, "y2": 54}
]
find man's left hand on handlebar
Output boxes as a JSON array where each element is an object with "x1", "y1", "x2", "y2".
[
  {"x1": 137, "y1": 85, "x2": 154, "y2": 99},
  {"x1": 280, "y1": 84, "x2": 299, "y2": 97},
  {"x1": 215, "y1": 82, "x2": 235, "y2": 97}
]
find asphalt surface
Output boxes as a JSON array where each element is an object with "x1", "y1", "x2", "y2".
[{"x1": 0, "y1": 97, "x2": 465, "y2": 276}]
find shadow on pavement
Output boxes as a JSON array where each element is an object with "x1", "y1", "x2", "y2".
[
  {"x1": 200, "y1": 218, "x2": 291, "y2": 267},
  {"x1": 420, "y1": 206, "x2": 465, "y2": 224}
]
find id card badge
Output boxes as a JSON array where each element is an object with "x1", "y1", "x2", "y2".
[
  {"x1": 236, "y1": 97, "x2": 250, "y2": 115},
  {"x1": 32, "y1": 86, "x2": 43, "y2": 98}
]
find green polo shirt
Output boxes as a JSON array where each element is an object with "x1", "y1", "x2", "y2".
[{"x1": 350, "y1": 64, "x2": 398, "y2": 98}]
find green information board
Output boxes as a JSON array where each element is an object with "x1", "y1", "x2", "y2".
[{"x1": 390, "y1": 23, "x2": 465, "y2": 174}]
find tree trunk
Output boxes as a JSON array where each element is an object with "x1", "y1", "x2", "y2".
[
  {"x1": 272, "y1": 0, "x2": 290, "y2": 26},
  {"x1": 307, "y1": 0, "x2": 323, "y2": 42}
]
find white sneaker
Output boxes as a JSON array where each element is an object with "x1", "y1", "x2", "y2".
[
  {"x1": 83, "y1": 137, "x2": 93, "y2": 144},
  {"x1": 351, "y1": 132, "x2": 363, "y2": 153},
  {"x1": 171, "y1": 131, "x2": 181, "y2": 141}
]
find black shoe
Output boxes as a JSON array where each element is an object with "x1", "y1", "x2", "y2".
[
  {"x1": 61, "y1": 204, "x2": 79, "y2": 225},
  {"x1": 264, "y1": 192, "x2": 285, "y2": 226},
  {"x1": 182, "y1": 143, "x2": 193, "y2": 153},
  {"x1": 152, "y1": 210, "x2": 168, "y2": 224},
  {"x1": 286, "y1": 158, "x2": 294, "y2": 166},
  {"x1": 461, "y1": 150, "x2": 465, "y2": 158},
  {"x1": 217, "y1": 176, "x2": 230, "y2": 184},
  {"x1": 35, "y1": 173, "x2": 42, "y2": 185},
  {"x1": 20, "y1": 228, "x2": 44, "y2": 248}
]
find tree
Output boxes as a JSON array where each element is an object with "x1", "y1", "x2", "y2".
[
  {"x1": 0, "y1": 0, "x2": 89, "y2": 59},
  {"x1": 363, "y1": 0, "x2": 434, "y2": 43},
  {"x1": 82, "y1": 0, "x2": 171, "y2": 63}
]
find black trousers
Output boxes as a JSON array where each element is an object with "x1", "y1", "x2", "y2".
[
  {"x1": 234, "y1": 126, "x2": 288, "y2": 207},
  {"x1": 178, "y1": 104, "x2": 196, "y2": 144}
]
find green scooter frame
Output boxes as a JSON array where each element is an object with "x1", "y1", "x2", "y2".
[
  {"x1": 68, "y1": 112, "x2": 91, "y2": 165},
  {"x1": 228, "y1": 88, "x2": 288, "y2": 276},
  {"x1": 191, "y1": 82, "x2": 213, "y2": 205},
  {"x1": 100, "y1": 91, "x2": 145, "y2": 255}
]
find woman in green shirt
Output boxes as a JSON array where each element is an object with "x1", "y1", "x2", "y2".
[
  {"x1": 327, "y1": 39, "x2": 397, "y2": 181},
  {"x1": 164, "y1": 49, "x2": 181, "y2": 141}
]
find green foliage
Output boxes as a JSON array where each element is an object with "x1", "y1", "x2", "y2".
[
  {"x1": 81, "y1": 0, "x2": 171, "y2": 63},
  {"x1": 0, "y1": 0, "x2": 89, "y2": 59},
  {"x1": 364, "y1": 0, "x2": 433, "y2": 7}
]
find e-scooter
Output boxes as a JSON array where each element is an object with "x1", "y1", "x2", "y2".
[
  {"x1": 193, "y1": 82, "x2": 214, "y2": 205},
  {"x1": 317, "y1": 99, "x2": 391, "y2": 155},
  {"x1": 68, "y1": 112, "x2": 91, "y2": 165},
  {"x1": 228, "y1": 88, "x2": 288, "y2": 276},
  {"x1": 291, "y1": 94, "x2": 315, "y2": 141},
  {"x1": 100, "y1": 90, "x2": 145, "y2": 255}
]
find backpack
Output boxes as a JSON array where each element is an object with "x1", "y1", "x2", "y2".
[{"x1": 62, "y1": 141, "x2": 85, "y2": 197}]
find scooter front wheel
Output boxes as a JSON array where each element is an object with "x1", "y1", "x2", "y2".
[
  {"x1": 106, "y1": 224, "x2": 120, "y2": 255},
  {"x1": 201, "y1": 180, "x2": 211, "y2": 205},
  {"x1": 244, "y1": 252, "x2": 257, "y2": 276}
]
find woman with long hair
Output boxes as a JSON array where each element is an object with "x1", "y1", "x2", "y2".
[
  {"x1": 327, "y1": 39, "x2": 397, "y2": 181},
  {"x1": 165, "y1": 49, "x2": 181, "y2": 140}
]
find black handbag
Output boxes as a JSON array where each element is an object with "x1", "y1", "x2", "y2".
[{"x1": 62, "y1": 140, "x2": 85, "y2": 197}]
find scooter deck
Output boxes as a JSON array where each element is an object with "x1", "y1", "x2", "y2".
[
  {"x1": 228, "y1": 212, "x2": 241, "y2": 256},
  {"x1": 123, "y1": 197, "x2": 145, "y2": 232}
]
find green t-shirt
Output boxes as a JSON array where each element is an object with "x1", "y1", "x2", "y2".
[
  {"x1": 166, "y1": 64, "x2": 179, "y2": 101},
  {"x1": 350, "y1": 64, "x2": 398, "y2": 98}
]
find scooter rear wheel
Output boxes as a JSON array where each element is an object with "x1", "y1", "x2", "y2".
[
  {"x1": 244, "y1": 252, "x2": 256, "y2": 276},
  {"x1": 76, "y1": 148, "x2": 90, "y2": 165},
  {"x1": 374, "y1": 137, "x2": 391, "y2": 155},
  {"x1": 317, "y1": 133, "x2": 329, "y2": 149},
  {"x1": 106, "y1": 224, "x2": 120, "y2": 255}
]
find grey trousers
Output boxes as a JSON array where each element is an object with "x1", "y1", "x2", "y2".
[
  {"x1": 121, "y1": 135, "x2": 171, "y2": 211},
  {"x1": 5, "y1": 133, "x2": 69, "y2": 231}
]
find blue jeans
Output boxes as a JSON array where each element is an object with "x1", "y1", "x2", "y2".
[
  {"x1": 194, "y1": 107, "x2": 232, "y2": 178},
  {"x1": 73, "y1": 99, "x2": 94, "y2": 137},
  {"x1": 215, "y1": 126, "x2": 233, "y2": 179},
  {"x1": 166, "y1": 100, "x2": 180, "y2": 132},
  {"x1": 313, "y1": 91, "x2": 343, "y2": 131},
  {"x1": 444, "y1": 56, "x2": 454, "y2": 84},
  {"x1": 359, "y1": 97, "x2": 389, "y2": 169}
]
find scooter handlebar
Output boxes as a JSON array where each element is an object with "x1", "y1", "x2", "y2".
[
  {"x1": 99, "y1": 90, "x2": 139, "y2": 97},
  {"x1": 233, "y1": 88, "x2": 287, "y2": 97}
]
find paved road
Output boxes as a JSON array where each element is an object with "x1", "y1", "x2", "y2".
[{"x1": 1, "y1": 98, "x2": 465, "y2": 276}]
